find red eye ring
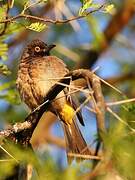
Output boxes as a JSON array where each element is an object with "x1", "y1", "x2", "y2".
[{"x1": 35, "y1": 46, "x2": 41, "y2": 52}]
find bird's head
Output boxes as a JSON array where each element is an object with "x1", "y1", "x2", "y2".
[{"x1": 25, "y1": 39, "x2": 56, "y2": 57}]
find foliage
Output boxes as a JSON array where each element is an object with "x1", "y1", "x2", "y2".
[
  {"x1": 79, "y1": 0, "x2": 114, "y2": 15},
  {"x1": 0, "y1": 142, "x2": 85, "y2": 179},
  {"x1": 0, "y1": 63, "x2": 11, "y2": 75},
  {"x1": 21, "y1": 0, "x2": 48, "y2": 14},
  {"x1": 104, "y1": 121, "x2": 135, "y2": 179},
  {"x1": 104, "y1": 4, "x2": 114, "y2": 14}
]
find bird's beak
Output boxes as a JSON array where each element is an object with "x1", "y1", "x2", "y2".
[{"x1": 48, "y1": 44, "x2": 56, "y2": 51}]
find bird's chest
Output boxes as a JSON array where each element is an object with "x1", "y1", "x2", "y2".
[
  {"x1": 29, "y1": 60, "x2": 59, "y2": 97},
  {"x1": 28, "y1": 58, "x2": 68, "y2": 112}
]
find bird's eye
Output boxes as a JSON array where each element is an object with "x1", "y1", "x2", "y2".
[{"x1": 34, "y1": 46, "x2": 41, "y2": 52}]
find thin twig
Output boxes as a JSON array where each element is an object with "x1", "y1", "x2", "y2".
[
  {"x1": 0, "y1": 145, "x2": 19, "y2": 163},
  {"x1": 0, "y1": 159, "x2": 15, "y2": 162},
  {"x1": 85, "y1": 106, "x2": 97, "y2": 113},
  {"x1": 97, "y1": 75, "x2": 124, "y2": 95},
  {"x1": 56, "y1": 81, "x2": 93, "y2": 95},
  {"x1": 107, "y1": 107, "x2": 135, "y2": 132},
  {"x1": 0, "y1": 5, "x2": 104, "y2": 24},
  {"x1": 68, "y1": 153, "x2": 102, "y2": 160},
  {"x1": 106, "y1": 98, "x2": 135, "y2": 106},
  {"x1": 21, "y1": 0, "x2": 43, "y2": 14}
]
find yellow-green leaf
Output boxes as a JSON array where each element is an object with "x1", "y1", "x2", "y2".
[
  {"x1": 0, "y1": 42, "x2": 8, "y2": 61},
  {"x1": 26, "y1": 22, "x2": 47, "y2": 32},
  {"x1": 0, "y1": 63, "x2": 11, "y2": 75},
  {"x1": 104, "y1": 4, "x2": 115, "y2": 14},
  {"x1": 79, "y1": 0, "x2": 93, "y2": 15}
]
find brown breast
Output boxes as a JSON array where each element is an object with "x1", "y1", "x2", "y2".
[
  {"x1": 16, "y1": 56, "x2": 69, "y2": 111},
  {"x1": 28, "y1": 56, "x2": 69, "y2": 111}
]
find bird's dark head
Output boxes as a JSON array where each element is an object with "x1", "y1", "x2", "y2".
[{"x1": 26, "y1": 39, "x2": 56, "y2": 57}]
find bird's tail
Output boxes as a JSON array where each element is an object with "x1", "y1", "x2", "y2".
[{"x1": 62, "y1": 118, "x2": 91, "y2": 163}]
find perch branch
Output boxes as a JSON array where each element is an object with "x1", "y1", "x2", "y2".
[
  {"x1": 91, "y1": 75, "x2": 106, "y2": 133},
  {"x1": 0, "y1": 69, "x2": 105, "y2": 158}
]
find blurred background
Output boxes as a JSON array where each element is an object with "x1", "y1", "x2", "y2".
[{"x1": 0, "y1": 0, "x2": 135, "y2": 172}]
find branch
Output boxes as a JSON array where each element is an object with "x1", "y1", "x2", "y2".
[
  {"x1": 0, "y1": 69, "x2": 105, "y2": 153},
  {"x1": 0, "y1": 5, "x2": 104, "y2": 24},
  {"x1": 68, "y1": 153, "x2": 102, "y2": 160},
  {"x1": 91, "y1": 75, "x2": 106, "y2": 133},
  {"x1": 0, "y1": 69, "x2": 106, "y2": 179}
]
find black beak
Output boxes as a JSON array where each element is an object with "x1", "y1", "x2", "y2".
[{"x1": 47, "y1": 44, "x2": 56, "y2": 51}]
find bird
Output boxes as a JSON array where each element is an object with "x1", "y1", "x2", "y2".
[{"x1": 16, "y1": 39, "x2": 91, "y2": 162}]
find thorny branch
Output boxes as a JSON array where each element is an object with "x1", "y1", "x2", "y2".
[
  {"x1": 1, "y1": 68, "x2": 135, "y2": 178},
  {"x1": 2, "y1": 68, "x2": 135, "y2": 159},
  {"x1": 0, "y1": 69, "x2": 106, "y2": 156}
]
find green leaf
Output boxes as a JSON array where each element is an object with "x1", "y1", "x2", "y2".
[
  {"x1": 8, "y1": 22, "x2": 23, "y2": 33},
  {"x1": 0, "y1": 81, "x2": 15, "y2": 91},
  {"x1": 80, "y1": 0, "x2": 84, "y2": 4},
  {"x1": 26, "y1": 22, "x2": 47, "y2": 32},
  {"x1": 79, "y1": 0, "x2": 93, "y2": 16},
  {"x1": 0, "y1": 41, "x2": 8, "y2": 61},
  {"x1": 0, "y1": 5, "x2": 7, "y2": 19},
  {"x1": 103, "y1": 4, "x2": 115, "y2": 14},
  {"x1": 21, "y1": 0, "x2": 48, "y2": 14},
  {"x1": 79, "y1": 0, "x2": 98, "y2": 16},
  {"x1": 24, "y1": 1, "x2": 30, "y2": 9},
  {"x1": 0, "y1": 5, "x2": 7, "y2": 31},
  {"x1": 123, "y1": 103, "x2": 135, "y2": 113},
  {"x1": 0, "y1": 89, "x2": 21, "y2": 105},
  {"x1": 0, "y1": 63, "x2": 11, "y2": 75},
  {"x1": 89, "y1": 3, "x2": 101, "y2": 9}
]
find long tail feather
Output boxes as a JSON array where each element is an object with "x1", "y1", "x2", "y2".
[{"x1": 62, "y1": 118, "x2": 91, "y2": 163}]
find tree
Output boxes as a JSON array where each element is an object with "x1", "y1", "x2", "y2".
[{"x1": 0, "y1": 0, "x2": 135, "y2": 179}]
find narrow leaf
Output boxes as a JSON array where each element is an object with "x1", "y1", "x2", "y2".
[
  {"x1": 0, "y1": 42, "x2": 8, "y2": 61},
  {"x1": 26, "y1": 22, "x2": 47, "y2": 32},
  {"x1": 103, "y1": 4, "x2": 115, "y2": 14},
  {"x1": 0, "y1": 63, "x2": 11, "y2": 76}
]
